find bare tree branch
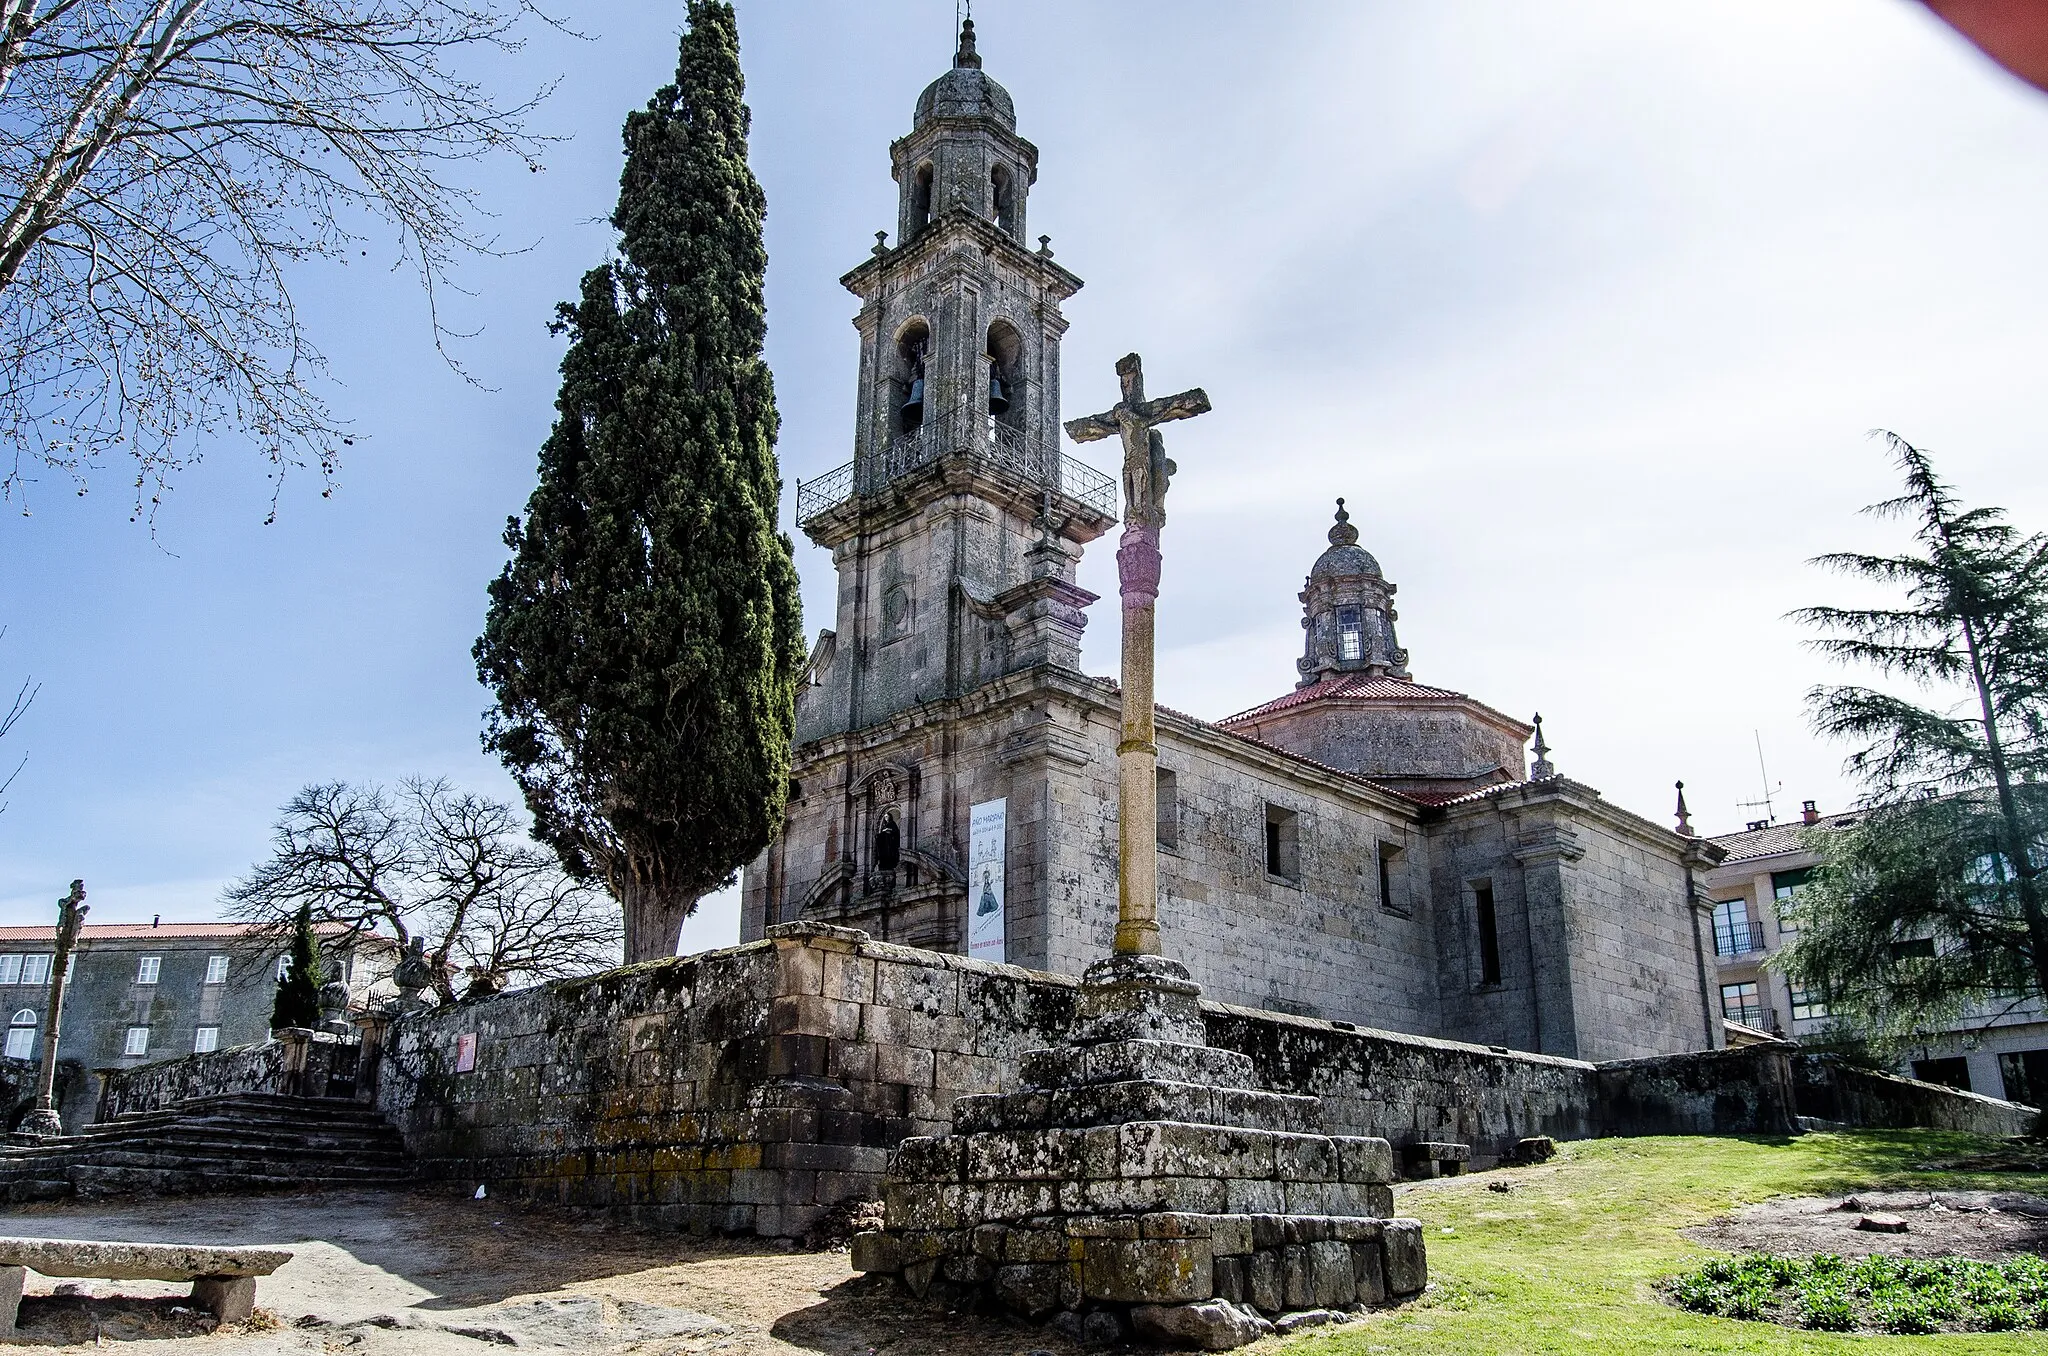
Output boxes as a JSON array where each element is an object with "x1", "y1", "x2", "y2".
[
  {"x1": 0, "y1": 0, "x2": 562, "y2": 518},
  {"x1": 223, "y1": 775, "x2": 621, "y2": 1001},
  {"x1": 0, "y1": 626, "x2": 33, "y2": 815}
]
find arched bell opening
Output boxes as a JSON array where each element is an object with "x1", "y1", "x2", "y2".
[
  {"x1": 991, "y1": 163, "x2": 1019, "y2": 239},
  {"x1": 985, "y1": 319, "x2": 1024, "y2": 442},
  {"x1": 893, "y1": 318, "x2": 931, "y2": 437},
  {"x1": 911, "y1": 162, "x2": 934, "y2": 234}
]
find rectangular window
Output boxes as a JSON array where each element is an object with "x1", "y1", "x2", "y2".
[
  {"x1": 123, "y1": 1026, "x2": 150, "y2": 1057},
  {"x1": 0, "y1": 955, "x2": 19, "y2": 986},
  {"x1": 1998, "y1": 1049, "x2": 2048, "y2": 1106},
  {"x1": 3, "y1": 1027, "x2": 33, "y2": 1060},
  {"x1": 193, "y1": 1026, "x2": 219, "y2": 1054},
  {"x1": 1474, "y1": 882, "x2": 1501, "y2": 986},
  {"x1": 1264, "y1": 804, "x2": 1299, "y2": 882},
  {"x1": 1712, "y1": 899, "x2": 1760, "y2": 956},
  {"x1": 1378, "y1": 841, "x2": 1406, "y2": 915},
  {"x1": 1155, "y1": 768, "x2": 1178, "y2": 849},
  {"x1": 1337, "y1": 606, "x2": 1363, "y2": 662},
  {"x1": 1912, "y1": 1056, "x2": 1971, "y2": 1092},
  {"x1": 1719, "y1": 981, "x2": 1764, "y2": 1028},
  {"x1": 1788, "y1": 984, "x2": 1829, "y2": 1022},
  {"x1": 277, "y1": 954, "x2": 291, "y2": 982},
  {"x1": 205, "y1": 955, "x2": 229, "y2": 985},
  {"x1": 20, "y1": 955, "x2": 50, "y2": 986},
  {"x1": 1889, "y1": 937, "x2": 1937, "y2": 962},
  {"x1": 135, "y1": 956, "x2": 161, "y2": 985}
]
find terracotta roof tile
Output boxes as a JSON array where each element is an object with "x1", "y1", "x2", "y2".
[
  {"x1": 1218, "y1": 674, "x2": 1483, "y2": 726},
  {"x1": 0, "y1": 922, "x2": 364, "y2": 943},
  {"x1": 1708, "y1": 810, "x2": 1861, "y2": 864}
]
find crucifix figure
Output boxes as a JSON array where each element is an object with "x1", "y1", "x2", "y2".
[{"x1": 1065, "y1": 354, "x2": 1211, "y2": 957}]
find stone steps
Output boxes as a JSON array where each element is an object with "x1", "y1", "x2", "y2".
[{"x1": 0, "y1": 1095, "x2": 412, "y2": 1202}]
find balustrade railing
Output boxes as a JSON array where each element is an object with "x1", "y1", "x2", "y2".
[{"x1": 794, "y1": 409, "x2": 1119, "y2": 528}]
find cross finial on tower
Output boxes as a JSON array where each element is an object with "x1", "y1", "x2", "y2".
[
  {"x1": 1674, "y1": 780, "x2": 1695, "y2": 837},
  {"x1": 955, "y1": 15, "x2": 981, "y2": 68},
  {"x1": 1530, "y1": 713, "x2": 1556, "y2": 781}
]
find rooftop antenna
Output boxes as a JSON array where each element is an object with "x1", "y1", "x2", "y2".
[{"x1": 1735, "y1": 729, "x2": 1781, "y2": 826}]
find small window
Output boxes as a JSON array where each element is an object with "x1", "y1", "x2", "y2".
[
  {"x1": 123, "y1": 1026, "x2": 150, "y2": 1057},
  {"x1": 193, "y1": 1026, "x2": 220, "y2": 1054},
  {"x1": 3, "y1": 1014, "x2": 33, "y2": 1060},
  {"x1": 276, "y1": 954, "x2": 291, "y2": 982},
  {"x1": 875, "y1": 811, "x2": 901, "y2": 872},
  {"x1": 1156, "y1": 768, "x2": 1179, "y2": 849},
  {"x1": 1889, "y1": 937, "x2": 1937, "y2": 962},
  {"x1": 0, "y1": 956, "x2": 20, "y2": 986},
  {"x1": 20, "y1": 955, "x2": 50, "y2": 986},
  {"x1": 205, "y1": 955, "x2": 228, "y2": 985},
  {"x1": 1337, "y1": 606, "x2": 1363, "y2": 663},
  {"x1": 135, "y1": 956, "x2": 161, "y2": 985},
  {"x1": 1377, "y1": 841, "x2": 1406, "y2": 915},
  {"x1": 1719, "y1": 981, "x2": 1764, "y2": 1027},
  {"x1": 1474, "y1": 882, "x2": 1502, "y2": 986},
  {"x1": 1264, "y1": 804, "x2": 1299, "y2": 882},
  {"x1": 1788, "y1": 983, "x2": 1829, "y2": 1022},
  {"x1": 1997, "y1": 1050, "x2": 2048, "y2": 1106},
  {"x1": 912, "y1": 162, "x2": 934, "y2": 230}
]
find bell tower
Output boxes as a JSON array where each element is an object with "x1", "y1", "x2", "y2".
[{"x1": 792, "y1": 20, "x2": 1118, "y2": 743}]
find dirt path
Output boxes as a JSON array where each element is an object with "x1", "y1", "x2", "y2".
[{"x1": 0, "y1": 1188, "x2": 1076, "y2": 1354}]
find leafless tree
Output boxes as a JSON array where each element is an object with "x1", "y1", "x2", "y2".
[
  {"x1": 0, "y1": 0, "x2": 559, "y2": 516},
  {"x1": 0, "y1": 627, "x2": 34, "y2": 815},
  {"x1": 223, "y1": 776, "x2": 621, "y2": 1001}
]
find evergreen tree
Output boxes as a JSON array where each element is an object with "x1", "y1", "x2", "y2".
[
  {"x1": 1779, "y1": 433, "x2": 2048, "y2": 1039},
  {"x1": 474, "y1": 1, "x2": 802, "y2": 962},
  {"x1": 271, "y1": 903, "x2": 326, "y2": 1031}
]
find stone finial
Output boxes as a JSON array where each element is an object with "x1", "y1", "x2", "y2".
[
  {"x1": 1328, "y1": 497, "x2": 1360, "y2": 547},
  {"x1": 1674, "y1": 780, "x2": 1695, "y2": 837},
  {"x1": 1530, "y1": 713, "x2": 1556, "y2": 781},
  {"x1": 955, "y1": 17, "x2": 981, "y2": 69},
  {"x1": 873, "y1": 230, "x2": 889, "y2": 256},
  {"x1": 1037, "y1": 234, "x2": 1053, "y2": 256}
]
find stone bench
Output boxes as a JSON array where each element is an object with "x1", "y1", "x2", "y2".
[
  {"x1": 1401, "y1": 1142, "x2": 1471, "y2": 1178},
  {"x1": 0, "y1": 1236, "x2": 292, "y2": 1327}
]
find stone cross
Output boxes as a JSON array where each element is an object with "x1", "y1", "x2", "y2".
[
  {"x1": 1065, "y1": 354, "x2": 1211, "y2": 957},
  {"x1": 19, "y1": 879, "x2": 85, "y2": 1139}
]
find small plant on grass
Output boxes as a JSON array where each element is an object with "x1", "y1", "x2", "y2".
[{"x1": 1670, "y1": 1252, "x2": 2048, "y2": 1333}]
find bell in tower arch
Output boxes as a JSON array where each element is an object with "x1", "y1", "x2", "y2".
[
  {"x1": 902, "y1": 373, "x2": 925, "y2": 429},
  {"x1": 987, "y1": 371, "x2": 1010, "y2": 416}
]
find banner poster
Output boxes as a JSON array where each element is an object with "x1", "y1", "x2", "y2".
[{"x1": 967, "y1": 797, "x2": 1008, "y2": 964}]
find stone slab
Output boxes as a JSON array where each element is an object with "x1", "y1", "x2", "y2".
[{"x1": 0, "y1": 1237, "x2": 292, "y2": 1282}]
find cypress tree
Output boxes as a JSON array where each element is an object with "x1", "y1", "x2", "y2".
[
  {"x1": 271, "y1": 903, "x2": 326, "y2": 1030},
  {"x1": 475, "y1": 1, "x2": 802, "y2": 962}
]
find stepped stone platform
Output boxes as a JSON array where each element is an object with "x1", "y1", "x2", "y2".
[
  {"x1": 852, "y1": 954, "x2": 1426, "y2": 1349},
  {"x1": 0, "y1": 1094, "x2": 410, "y2": 1202}
]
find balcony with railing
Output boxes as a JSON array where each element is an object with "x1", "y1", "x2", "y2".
[
  {"x1": 1714, "y1": 920, "x2": 1770, "y2": 958},
  {"x1": 794, "y1": 410, "x2": 1118, "y2": 529}
]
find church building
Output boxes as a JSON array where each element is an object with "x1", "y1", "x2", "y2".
[{"x1": 741, "y1": 23, "x2": 1724, "y2": 1063}]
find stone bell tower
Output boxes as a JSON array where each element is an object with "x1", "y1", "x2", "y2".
[{"x1": 792, "y1": 19, "x2": 1118, "y2": 742}]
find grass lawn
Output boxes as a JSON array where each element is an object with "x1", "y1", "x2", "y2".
[{"x1": 1286, "y1": 1131, "x2": 2048, "y2": 1355}]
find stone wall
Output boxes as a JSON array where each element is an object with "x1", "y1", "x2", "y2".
[
  {"x1": 1794, "y1": 1054, "x2": 2039, "y2": 1138},
  {"x1": 95, "y1": 1030, "x2": 359, "y2": 1120},
  {"x1": 1591, "y1": 1046, "x2": 1802, "y2": 1137}
]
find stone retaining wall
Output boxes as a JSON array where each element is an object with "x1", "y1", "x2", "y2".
[
  {"x1": 1794, "y1": 1054, "x2": 2039, "y2": 1138},
  {"x1": 95, "y1": 1030, "x2": 361, "y2": 1120}
]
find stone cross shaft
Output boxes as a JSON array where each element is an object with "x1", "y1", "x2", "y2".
[{"x1": 1065, "y1": 354, "x2": 1211, "y2": 957}]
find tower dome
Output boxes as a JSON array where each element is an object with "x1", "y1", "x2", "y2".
[
  {"x1": 914, "y1": 20, "x2": 1015, "y2": 130},
  {"x1": 1297, "y1": 499, "x2": 1408, "y2": 686}
]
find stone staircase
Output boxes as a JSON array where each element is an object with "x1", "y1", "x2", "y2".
[{"x1": 0, "y1": 1094, "x2": 412, "y2": 1202}]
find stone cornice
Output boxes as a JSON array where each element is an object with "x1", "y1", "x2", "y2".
[{"x1": 841, "y1": 209, "x2": 1083, "y2": 302}]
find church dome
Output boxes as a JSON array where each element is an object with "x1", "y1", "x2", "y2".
[
  {"x1": 1309, "y1": 500, "x2": 1381, "y2": 580},
  {"x1": 915, "y1": 21, "x2": 1015, "y2": 130}
]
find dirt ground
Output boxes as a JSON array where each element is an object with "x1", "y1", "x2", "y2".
[
  {"x1": 1684, "y1": 1189, "x2": 2048, "y2": 1262},
  {"x1": 0, "y1": 1187, "x2": 1091, "y2": 1354}
]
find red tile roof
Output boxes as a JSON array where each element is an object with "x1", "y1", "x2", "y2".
[
  {"x1": 1709, "y1": 810, "x2": 1861, "y2": 865},
  {"x1": 1218, "y1": 674, "x2": 1485, "y2": 726},
  {"x1": 0, "y1": 922, "x2": 367, "y2": 943}
]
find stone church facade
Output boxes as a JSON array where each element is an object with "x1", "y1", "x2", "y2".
[{"x1": 741, "y1": 30, "x2": 1724, "y2": 1064}]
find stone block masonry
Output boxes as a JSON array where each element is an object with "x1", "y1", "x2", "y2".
[{"x1": 349, "y1": 924, "x2": 2025, "y2": 1240}]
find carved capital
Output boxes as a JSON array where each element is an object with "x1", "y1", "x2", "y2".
[{"x1": 1117, "y1": 523, "x2": 1162, "y2": 607}]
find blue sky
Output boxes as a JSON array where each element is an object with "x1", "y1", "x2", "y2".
[{"x1": 4, "y1": 2, "x2": 2047, "y2": 949}]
